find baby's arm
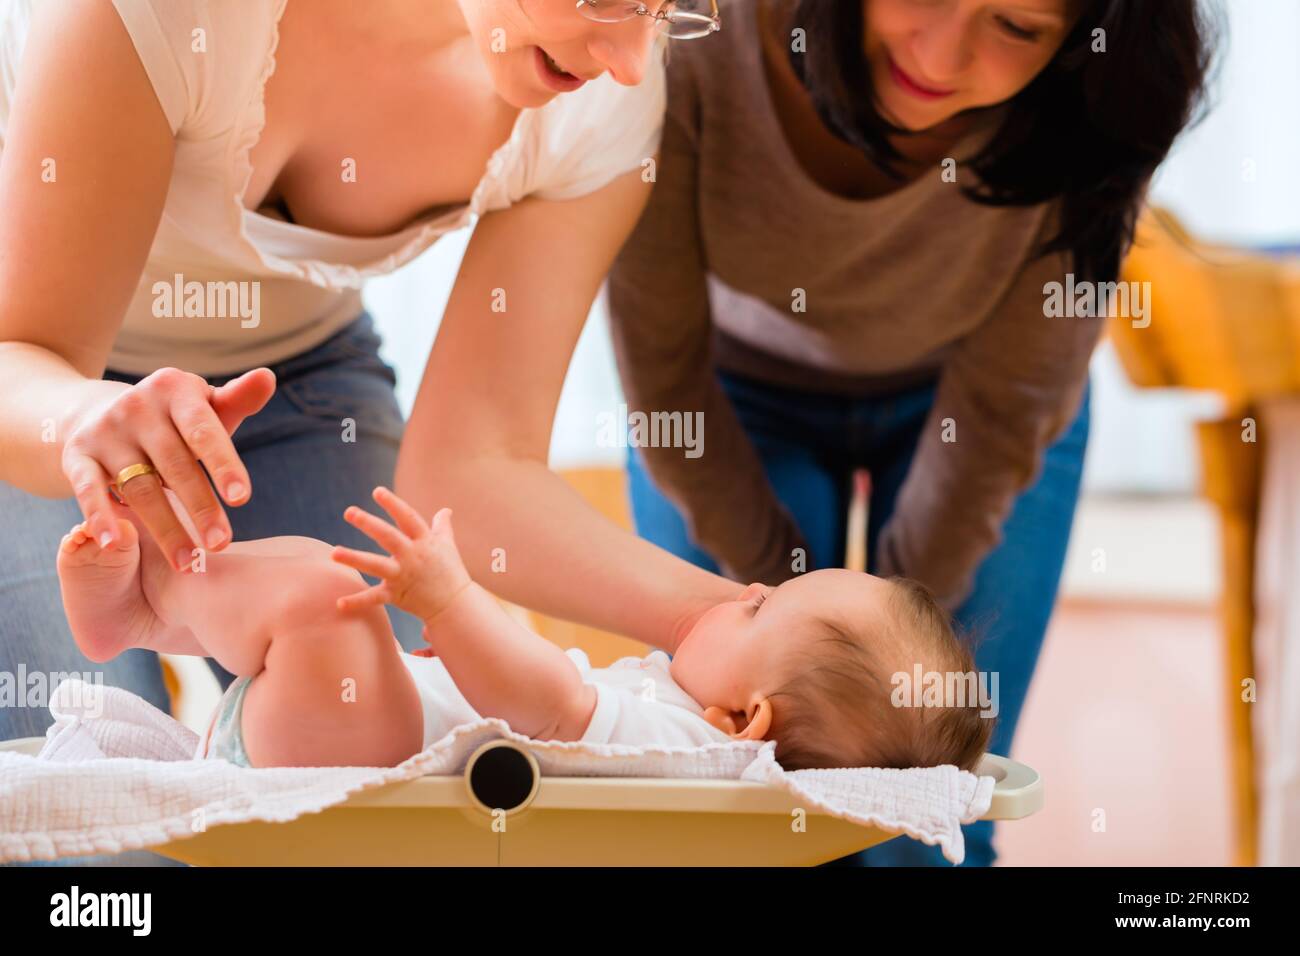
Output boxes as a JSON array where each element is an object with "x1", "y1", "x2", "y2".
[
  {"x1": 423, "y1": 581, "x2": 598, "y2": 741},
  {"x1": 332, "y1": 487, "x2": 598, "y2": 741}
]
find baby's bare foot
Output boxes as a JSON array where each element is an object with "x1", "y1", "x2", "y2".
[{"x1": 57, "y1": 518, "x2": 164, "y2": 663}]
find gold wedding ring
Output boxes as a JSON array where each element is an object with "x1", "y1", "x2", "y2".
[{"x1": 113, "y1": 462, "x2": 158, "y2": 498}]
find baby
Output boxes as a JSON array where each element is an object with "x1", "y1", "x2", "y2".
[{"x1": 56, "y1": 486, "x2": 991, "y2": 772}]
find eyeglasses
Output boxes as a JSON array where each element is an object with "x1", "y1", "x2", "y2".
[{"x1": 576, "y1": 0, "x2": 722, "y2": 40}]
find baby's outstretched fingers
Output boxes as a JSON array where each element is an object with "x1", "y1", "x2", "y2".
[
  {"x1": 372, "y1": 486, "x2": 430, "y2": 540},
  {"x1": 331, "y1": 545, "x2": 400, "y2": 580},
  {"x1": 431, "y1": 507, "x2": 453, "y2": 536},
  {"x1": 335, "y1": 581, "x2": 390, "y2": 614},
  {"x1": 343, "y1": 505, "x2": 408, "y2": 554}
]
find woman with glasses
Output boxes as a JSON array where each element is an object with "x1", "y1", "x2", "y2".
[
  {"x1": 0, "y1": 0, "x2": 728, "y2": 772},
  {"x1": 608, "y1": 0, "x2": 1213, "y2": 865}
]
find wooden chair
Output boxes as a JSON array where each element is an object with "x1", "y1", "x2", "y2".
[{"x1": 1111, "y1": 207, "x2": 1300, "y2": 866}]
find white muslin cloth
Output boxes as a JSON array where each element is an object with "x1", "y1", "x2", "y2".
[{"x1": 0, "y1": 679, "x2": 994, "y2": 865}]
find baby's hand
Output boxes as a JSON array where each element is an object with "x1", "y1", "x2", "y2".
[{"x1": 331, "y1": 487, "x2": 471, "y2": 623}]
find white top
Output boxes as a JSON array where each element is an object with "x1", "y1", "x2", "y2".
[
  {"x1": 401, "y1": 648, "x2": 733, "y2": 749},
  {"x1": 0, "y1": 0, "x2": 666, "y2": 376}
]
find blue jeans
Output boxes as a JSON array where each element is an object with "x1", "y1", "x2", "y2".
[
  {"x1": 627, "y1": 367, "x2": 1092, "y2": 866},
  {"x1": 0, "y1": 313, "x2": 424, "y2": 864}
]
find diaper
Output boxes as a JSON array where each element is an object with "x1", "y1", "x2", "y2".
[
  {"x1": 198, "y1": 675, "x2": 255, "y2": 768},
  {"x1": 195, "y1": 653, "x2": 481, "y2": 768}
]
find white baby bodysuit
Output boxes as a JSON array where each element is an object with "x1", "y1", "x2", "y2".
[{"x1": 400, "y1": 648, "x2": 733, "y2": 749}]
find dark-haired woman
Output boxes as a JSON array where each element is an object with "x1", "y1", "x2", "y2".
[{"x1": 608, "y1": 0, "x2": 1212, "y2": 865}]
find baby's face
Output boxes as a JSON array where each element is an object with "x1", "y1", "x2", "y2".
[{"x1": 670, "y1": 569, "x2": 893, "y2": 724}]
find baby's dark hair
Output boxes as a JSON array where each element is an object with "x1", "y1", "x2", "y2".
[{"x1": 767, "y1": 576, "x2": 994, "y2": 773}]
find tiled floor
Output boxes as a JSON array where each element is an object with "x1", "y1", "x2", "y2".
[{"x1": 996, "y1": 599, "x2": 1233, "y2": 866}]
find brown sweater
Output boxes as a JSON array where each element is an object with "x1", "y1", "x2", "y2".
[{"x1": 606, "y1": 0, "x2": 1103, "y2": 610}]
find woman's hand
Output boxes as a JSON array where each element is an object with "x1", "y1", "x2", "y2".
[
  {"x1": 60, "y1": 366, "x2": 275, "y2": 570},
  {"x1": 332, "y1": 486, "x2": 472, "y2": 623}
]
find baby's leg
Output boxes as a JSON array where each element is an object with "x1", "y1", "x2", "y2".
[
  {"x1": 57, "y1": 511, "x2": 204, "y2": 662},
  {"x1": 138, "y1": 532, "x2": 333, "y2": 674},
  {"x1": 59, "y1": 514, "x2": 422, "y2": 767},
  {"x1": 56, "y1": 504, "x2": 332, "y2": 663},
  {"x1": 146, "y1": 538, "x2": 424, "y2": 767}
]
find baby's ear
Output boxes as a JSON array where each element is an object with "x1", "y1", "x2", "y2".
[
  {"x1": 702, "y1": 706, "x2": 741, "y2": 735},
  {"x1": 703, "y1": 700, "x2": 774, "y2": 741},
  {"x1": 735, "y1": 699, "x2": 774, "y2": 741}
]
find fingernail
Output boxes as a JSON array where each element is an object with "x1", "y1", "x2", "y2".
[
  {"x1": 226, "y1": 481, "x2": 246, "y2": 502},
  {"x1": 206, "y1": 527, "x2": 228, "y2": 549},
  {"x1": 175, "y1": 548, "x2": 192, "y2": 570},
  {"x1": 99, "y1": 532, "x2": 114, "y2": 549}
]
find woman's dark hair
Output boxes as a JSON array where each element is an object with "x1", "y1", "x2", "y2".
[{"x1": 785, "y1": 0, "x2": 1217, "y2": 284}]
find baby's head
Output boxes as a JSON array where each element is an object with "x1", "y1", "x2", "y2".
[{"x1": 670, "y1": 569, "x2": 993, "y2": 772}]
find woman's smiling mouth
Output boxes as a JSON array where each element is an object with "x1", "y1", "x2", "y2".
[
  {"x1": 535, "y1": 46, "x2": 587, "y2": 93},
  {"x1": 887, "y1": 54, "x2": 957, "y2": 101}
]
